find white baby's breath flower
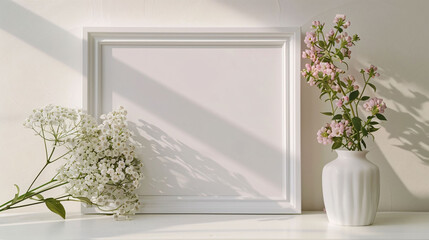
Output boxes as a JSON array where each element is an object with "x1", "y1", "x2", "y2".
[{"x1": 58, "y1": 106, "x2": 144, "y2": 216}]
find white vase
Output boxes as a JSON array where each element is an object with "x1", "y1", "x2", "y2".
[{"x1": 322, "y1": 150, "x2": 380, "y2": 226}]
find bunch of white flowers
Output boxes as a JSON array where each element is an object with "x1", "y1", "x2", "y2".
[
  {"x1": 1, "y1": 105, "x2": 143, "y2": 220},
  {"x1": 23, "y1": 105, "x2": 88, "y2": 145},
  {"x1": 58, "y1": 106, "x2": 143, "y2": 217}
]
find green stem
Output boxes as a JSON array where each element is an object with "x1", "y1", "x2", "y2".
[
  {"x1": 355, "y1": 72, "x2": 371, "y2": 110},
  {"x1": 0, "y1": 182, "x2": 67, "y2": 212},
  {"x1": 26, "y1": 162, "x2": 49, "y2": 193},
  {"x1": 0, "y1": 180, "x2": 55, "y2": 209},
  {"x1": 50, "y1": 149, "x2": 72, "y2": 163},
  {"x1": 6, "y1": 194, "x2": 73, "y2": 210},
  {"x1": 5, "y1": 201, "x2": 44, "y2": 210},
  {"x1": 42, "y1": 126, "x2": 49, "y2": 161},
  {"x1": 328, "y1": 92, "x2": 335, "y2": 114}
]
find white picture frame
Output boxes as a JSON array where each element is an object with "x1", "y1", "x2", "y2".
[{"x1": 83, "y1": 28, "x2": 301, "y2": 214}]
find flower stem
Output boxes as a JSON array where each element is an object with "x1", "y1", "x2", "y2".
[{"x1": 26, "y1": 162, "x2": 49, "y2": 193}]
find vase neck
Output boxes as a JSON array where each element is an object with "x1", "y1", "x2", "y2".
[{"x1": 335, "y1": 150, "x2": 368, "y2": 160}]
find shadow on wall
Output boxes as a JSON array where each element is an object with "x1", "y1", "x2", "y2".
[
  {"x1": 0, "y1": 1, "x2": 81, "y2": 72},
  {"x1": 106, "y1": 55, "x2": 285, "y2": 192},
  {"x1": 128, "y1": 119, "x2": 263, "y2": 197},
  {"x1": 378, "y1": 82, "x2": 429, "y2": 163}
]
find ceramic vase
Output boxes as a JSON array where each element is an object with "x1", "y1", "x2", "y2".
[{"x1": 322, "y1": 150, "x2": 380, "y2": 226}]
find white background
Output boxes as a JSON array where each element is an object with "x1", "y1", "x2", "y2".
[{"x1": 0, "y1": 0, "x2": 428, "y2": 212}]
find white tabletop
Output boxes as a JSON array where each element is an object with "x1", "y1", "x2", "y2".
[{"x1": 1, "y1": 212, "x2": 429, "y2": 239}]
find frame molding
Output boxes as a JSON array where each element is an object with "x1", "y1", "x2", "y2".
[{"x1": 83, "y1": 28, "x2": 301, "y2": 214}]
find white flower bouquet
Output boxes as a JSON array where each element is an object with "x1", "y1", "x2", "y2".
[{"x1": 0, "y1": 105, "x2": 143, "y2": 219}]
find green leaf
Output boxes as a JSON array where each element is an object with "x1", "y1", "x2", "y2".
[
  {"x1": 31, "y1": 194, "x2": 44, "y2": 201},
  {"x1": 45, "y1": 198, "x2": 66, "y2": 219},
  {"x1": 332, "y1": 114, "x2": 343, "y2": 120},
  {"x1": 369, "y1": 127, "x2": 380, "y2": 132},
  {"x1": 321, "y1": 112, "x2": 333, "y2": 116},
  {"x1": 368, "y1": 83, "x2": 377, "y2": 92},
  {"x1": 361, "y1": 139, "x2": 367, "y2": 148},
  {"x1": 343, "y1": 114, "x2": 351, "y2": 121},
  {"x1": 361, "y1": 96, "x2": 370, "y2": 101},
  {"x1": 369, "y1": 121, "x2": 379, "y2": 125},
  {"x1": 362, "y1": 127, "x2": 368, "y2": 136},
  {"x1": 376, "y1": 113, "x2": 387, "y2": 121},
  {"x1": 353, "y1": 34, "x2": 360, "y2": 41},
  {"x1": 349, "y1": 90, "x2": 359, "y2": 101},
  {"x1": 337, "y1": 51, "x2": 344, "y2": 60},
  {"x1": 332, "y1": 141, "x2": 342, "y2": 149},
  {"x1": 321, "y1": 57, "x2": 330, "y2": 62},
  {"x1": 342, "y1": 60, "x2": 349, "y2": 70},
  {"x1": 35, "y1": 194, "x2": 44, "y2": 200},
  {"x1": 76, "y1": 197, "x2": 93, "y2": 206},
  {"x1": 319, "y1": 92, "x2": 327, "y2": 99},
  {"x1": 318, "y1": 41, "x2": 326, "y2": 48},
  {"x1": 11, "y1": 184, "x2": 20, "y2": 204},
  {"x1": 352, "y1": 117, "x2": 362, "y2": 131}
]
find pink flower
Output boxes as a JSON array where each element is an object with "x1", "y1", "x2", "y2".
[
  {"x1": 342, "y1": 96, "x2": 349, "y2": 102},
  {"x1": 332, "y1": 84, "x2": 341, "y2": 92},
  {"x1": 304, "y1": 31, "x2": 316, "y2": 48},
  {"x1": 312, "y1": 21, "x2": 321, "y2": 27},
  {"x1": 334, "y1": 14, "x2": 346, "y2": 24},
  {"x1": 326, "y1": 29, "x2": 335, "y2": 40},
  {"x1": 363, "y1": 97, "x2": 387, "y2": 114},
  {"x1": 305, "y1": 63, "x2": 311, "y2": 71},
  {"x1": 317, "y1": 124, "x2": 333, "y2": 145},
  {"x1": 336, "y1": 99, "x2": 343, "y2": 108},
  {"x1": 343, "y1": 75, "x2": 355, "y2": 84},
  {"x1": 344, "y1": 21, "x2": 351, "y2": 28},
  {"x1": 302, "y1": 47, "x2": 320, "y2": 62},
  {"x1": 329, "y1": 120, "x2": 352, "y2": 138},
  {"x1": 365, "y1": 64, "x2": 380, "y2": 77}
]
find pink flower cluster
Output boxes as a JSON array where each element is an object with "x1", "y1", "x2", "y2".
[
  {"x1": 337, "y1": 32, "x2": 353, "y2": 46},
  {"x1": 317, "y1": 120, "x2": 352, "y2": 145},
  {"x1": 325, "y1": 29, "x2": 335, "y2": 40},
  {"x1": 363, "y1": 97, "x2": 387, "y2": 114},
  {"x1": 336, "y1": 95, "x2": 349, "y2": 108},
  {"x1": 304, "y1": 31, "x2": 316, "y2": 48},
  {"x1": 365, "y1": 64, "x2": 380, "y2": 77},
  {"x1": 312, "y1": 20, "x2": 321, "y2": 27},
  {"x1": 317, "y1": 124, "x2": 333, "y2": 145},
  {"x1": 302, "y1": 61, "x2": 345, "y2": 86},
  {"x1": 333, "y1": 14, "x2": 350, "y2": 28},
  {"x1": 302, "y1": 14, "x2": 356, "y2": 88},
  {"x1": 302, "y1": 48, "x2": 319, "y2": 63},
  {"x1": 343, "y1": 75, "x2": 359, "y2": 91}
]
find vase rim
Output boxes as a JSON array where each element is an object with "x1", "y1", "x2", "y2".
[{"x1": 335, "y1": 149, "x2": 369, "y2": 153}]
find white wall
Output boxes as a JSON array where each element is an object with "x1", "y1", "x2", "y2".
[{"x1": 0, "y1": 0, "x2": 428, "y2": 212}]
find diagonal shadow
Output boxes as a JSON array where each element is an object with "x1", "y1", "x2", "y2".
[
  {"x1": 0, "y1": 1, "x2": 81, "y2": 71},
  {"x1": 129, "y1": 119, "x2": 264, "y2": 197},
  {"x1": 377, "y1": 82, "x2": 429, "y2": 163},
  {"x1": 105, "y1": 56, "x2": 286, "y2": 191}
]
